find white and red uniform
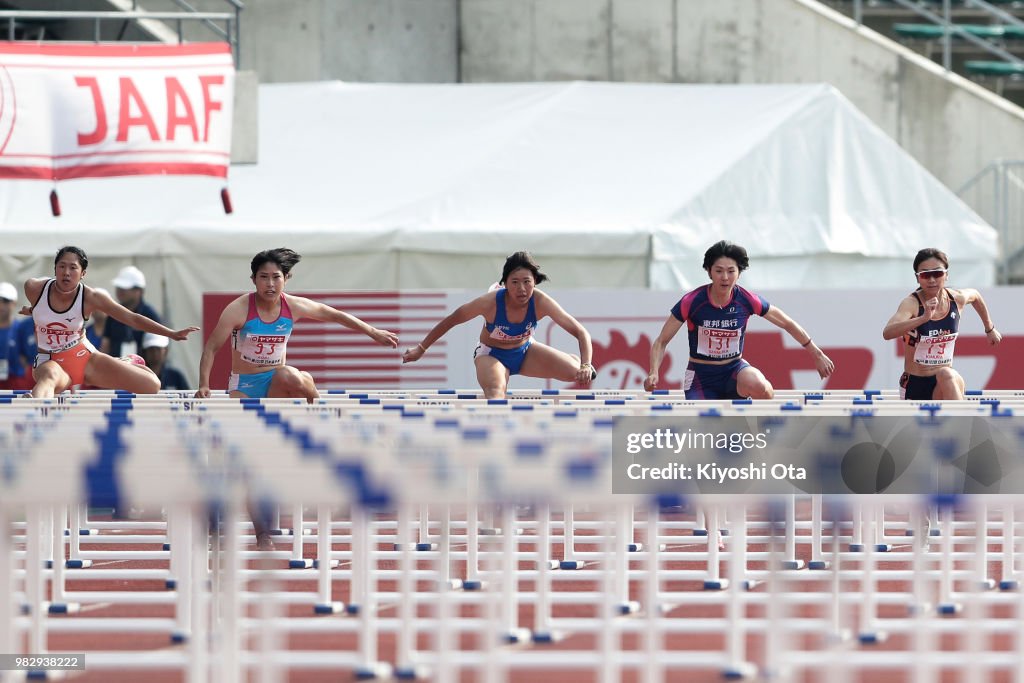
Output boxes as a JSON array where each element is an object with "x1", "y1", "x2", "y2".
[{"x1": 32, "y1": 279, "x2": 94, "y2": 385}]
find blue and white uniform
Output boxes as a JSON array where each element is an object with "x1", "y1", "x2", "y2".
[
  {"x1": 228, "y1": 293, "x2": 294, "y2": 398},
  {"x1": 671, "y1": 284, "x2": 770, "y2": 400},
  {"x1": 474, "y1": 289, "x2": 538, "y2": 375},
  {"x1": 900, "y1": 288, "x2": 960, "y2": 400}
]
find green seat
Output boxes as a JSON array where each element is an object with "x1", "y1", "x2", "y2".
[
  {"x1": 892, "y1": 22, "x2": 1011, "y2": 39},
  {"x1": 964, "y1": 59, "x2": 1024, "y2": 75}
]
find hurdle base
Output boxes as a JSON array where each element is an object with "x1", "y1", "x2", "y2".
[
  {"x1": 165, "y1": 579, "x2": 177, "y2": 590},
  {"x1": 808, "y1": 560, "x2": 830, "y2": 570},
  {"x1": 873, "y1": 544, "x2": 892, "y2": 553},
  {"x1": 394, "y1": 665, "x2": 431, "y2": 680},
  {"x1": 779, "y1": 560, "x2": 805, "y2": 571},
  {"x1": 462, "y1": 579, "x2": 486, "y2": 591},
  {"x1": 289, "y1": 559, "x2": 314, "y2": 569},
  {"x1": 693, "y1": 529, "x2": 709, "y2": 537},
  {"x1": 26, "y1": 669, "x2": 70, "y2": 681},
  {"x1": 907, "y1": 602, "x2": 933, "y2": 616},
  {"x1": 46, "y1": 602, "x2": 81, "y2": 615},
  {"x1": 704, "y1": 579, "x2": 729, "y2": 591},
  {"x1": 978, "y1": 578, "x2": 997, "y2": 591},
  {"x1": 415, "y1": 543, "x2": 439, "y2": 552},
  {"x1": 721, "y1": 662, "x2": 757, "y2": 680},
  {"x1": 64, "y1": 559, "x2": 92, "y2": 569},
  {"x1": 531, "y1": 630, "x2": 565, "y2": 644},
  {"x1": 314, "y1": 602, "x2": 345, "y2": 615},
  {"x1": 849, "y1": 543, "x2": 864, "y2": 552},
  {"x1": 162, "y1": 543, "x2": 171, "y2": 551},
  {"x1": 1000, "y1": 580, "x2": 1019, "y2": 591},
  {"x1": 618, "y1": 600, "x2": 640, "y2": 615},
  {"x1": 627, "y1": 543, "x2": 643, "y2": 552},
  {"x1": 742, "y1": 580, "x2": 759, "y2": 591},
  {"x1": 437, "y1": 578, "x2": 463, "y2": 591},
  {"x1": 170, "y1": 630, "x2": 188, "y2": 644},
  {"x1": 560, "y1": 560, "x2": 586, "y2": 570},
  {"x1": 502, "y1": 627, "x2": 532, "y2": 644},
  {"x1": 536, "y1": 560, "x2": 559, "y2": 570},
  {"x1": 824, "y1": 628, "x2": 852, "y2": 644},
  {"x1": 937, "y1": 602, "x2": 963, "y2": 615},
  {"x1": 354, "y1": 663, "x2": 393, "y2": 680},
  {"x1": 858, "y1": 630, "x2": 888, "y2": 644},
  {"x1": 312, "y1": 558, "x2": 339, "y2": 569}
]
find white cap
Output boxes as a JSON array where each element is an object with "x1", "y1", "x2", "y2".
[
  {"x1": 142, "y1": 332, "x2": 169, "y2": 349},
  {"x1": 0, "y1": 282, "x2": 17, "y2": 301},
  {"x1": 112, "y1": 266, "x2": 146, "y2": 289}
]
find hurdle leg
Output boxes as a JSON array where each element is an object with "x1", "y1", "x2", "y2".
[
  {"x1": 723, "y1": 501, "x2": 754, "y2": 679},
  {"x1": 188, "y1": 506, "x2": 210, "y2": 683},
  {"x1": 464, "y1": 501, "x2": 482, "y2": 590},
  {"x1": 25, "y1": 504, "x2": 46, "y2": 656},
  {"x1": 172, "y1": 505, "x2": 193, "y2": 644},
  {"x1": 704, "y1": 505, "x2": 727, "y2": 590},
  {"x1": 937, "y1": 505, "x2": 961, "y2": 615},
  {"x1": 314, "y1": 505, "x2": 343, "y2": 614},
  {"x1": 499, "y1": 505, "x2": 527, "y2": 643},
  {"x1": 809, "y1": 494, "x2": 829, "y2": 570},
  {"x1": 781, "y1": 495, "x2": 804, "y2": 570},
  {"x1": 0, "y1": 507, "x2": 13, "y2": 666},
  {"x1": 417, "y1": 503, "x2": 437, "y2": 551},
  {"x1": 532, "y1": 502, "x2": 558, "y2": 642},
  {"x1": 219, "y1": 502, "x2": 242, "y2": 683},
  {"x1": 600, "y1": 508, "x2": 620, "y2": 683},
  {"x1": 348, "y1": 504, "x2": 366, "y2": 615},
  {"x1": 643, "y1": 503, "x2": 663, "y2": 683},
  {"x1": 355, "y1": 505, "x2": 390, "y2": 679},
  {"x1": 394, "y1": 503, "x2": 425, "y2": 679},
  {"x1": 48, "y1": 505, "x2": 79, "y2": 614},
  {"x1": 66, "y1": 504, "x2": 93, "y2": 569},
  {"x1": 616, "y1": 503, "x2": 639, "y2": 613},
  {"x1": 857, "y1": 502, "x2": 886, "y2": 643},
  {"x1": 976, "y1": 501, "x2": 995, "y2": 591},
  {"x1": 850, "y1": 502, "x2": 864, "y2": 551},
  {"x1": 1002, "y1": 503, "x2": 1018, "y2": 590},
  {"x1": 289, "y1": 503, "x2": 311, "y2": 569},
  {"x1": 561, "y1": 504, "x2": 584, "y2": 569},
  {"x1": 438, "y1": 504, "x2": 460, "y2": 590}
]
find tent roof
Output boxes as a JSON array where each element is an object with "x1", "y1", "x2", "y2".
[{"x1": 0, "y1": 80, "x2": 996, "y2": 284}]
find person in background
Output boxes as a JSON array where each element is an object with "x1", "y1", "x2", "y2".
[
  {"x1": 103, "y1": 265, "x2": 162, "y2": 358},
  {"x1": 86, "y1": 287, "x2": 111, "y2": 348},
  {"x1": 141, "y1": 333, "x2": 190, "y2": 391},
  {"x1": 0, "y1": 281, "x2": 28, "y2": 390}
]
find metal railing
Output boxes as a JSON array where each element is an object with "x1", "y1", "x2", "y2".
[
  {"x1": 852, "y1": 0, "x2": 1024, "y2": 70},
  {"x1": 0, "y1": 1, "x2": 244, "y2": 67},
  {"x1": 958, "y1": 160, "x2": 1024, "y2": 283}
]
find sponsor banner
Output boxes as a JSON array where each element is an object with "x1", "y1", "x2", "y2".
[
  {"x1": 0, "y1": 42, "x2": 233, "y2": 180},
  {"x1": 612, "y1": 415, "x2": 1024, "y2": 495}
]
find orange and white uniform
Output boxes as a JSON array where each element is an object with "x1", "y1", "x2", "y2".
[{"x1": 32, "y1": 279, "x2": 94, "y2": 386}]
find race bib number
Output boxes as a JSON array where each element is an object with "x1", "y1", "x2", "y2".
[
  {"x1": 913, "y1": 333, "x2": 957, "y2": 366},
  {"x1": 697, "y1": 327, "x2": 741, "y2": 359}
]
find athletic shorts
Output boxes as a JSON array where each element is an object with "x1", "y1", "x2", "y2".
[
  {"x1": 34, "y1": 339, "x2": 95, "y2": 387},
  {"x1": 900, "y1": 372, "x2": 937, "y2": 401},
  {"x1": 684, "y1": 358, "x2": 750, "y2": 400},
  {"x1": 228, "y1": 369, "x2": 276, "y2": 398},
  {"x1": 474, "y1": 340, "x2": 532, "y2": 375}
]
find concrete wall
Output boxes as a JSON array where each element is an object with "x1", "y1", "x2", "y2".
[{"x1": 459, "y1": 0, "x2": 1024, "y2": 195}]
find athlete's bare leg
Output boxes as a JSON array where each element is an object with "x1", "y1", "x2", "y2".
[
  {"x1": 29, "y1": 362, "x2": 73, "y2": 398},
  {"x1": 84, "y1": 353, "x2": 161, "y2": 393},
  {"x1": 475, "y1": 355, "x2": 509, "y2": 399},
  {"x1": 517, "y1": 341, "x2": 581, "y2": 384},
  {"x1": 268, "y1": 365, "x2": 319, "y2": 404},
  {"x1": 933, "y1": 367, "x2": 965, "y2": 400},
  {"x1": 736, "y1": 365, "x2": 774, "y2": 400}
]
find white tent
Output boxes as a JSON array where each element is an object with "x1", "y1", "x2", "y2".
[{"x1": 0, "y1": 80, "x2": 997, "y2": 379}]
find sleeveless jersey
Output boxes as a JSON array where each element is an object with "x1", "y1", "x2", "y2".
[
  {"x1": 232, "y1": 293, "x2": 294, "y2": 366},
  {"x1": 671, "y1": 284, "x2": 770, "y2": 361},
  {"x1": 33, "y1": 280, "x2": 87, "y2": 353},
  {"x1": 905, "y1": 288, "x2": 959, "y2": 366},
  {"x1": 485, "y1": 289, "x2": 537, "y2": 344}
]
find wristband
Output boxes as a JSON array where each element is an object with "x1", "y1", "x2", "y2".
[
  {"x1": 801, "y1": 338, "x2": 813, "y2": 348},
  {"x1": 985, "y1": 325, "x2": 995, "y2": 333},
  {"x1": 416, "y1": 343, "x2": 426, "y2": 351}
]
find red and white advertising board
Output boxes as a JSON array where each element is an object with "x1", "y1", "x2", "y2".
[{"x1": 0, "y1": 42, "x2": 233, "y2": 180}]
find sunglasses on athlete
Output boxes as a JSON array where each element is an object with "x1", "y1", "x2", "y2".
[{"x1": 916, "y1": 268, "x2": 947, "y2": 280}]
